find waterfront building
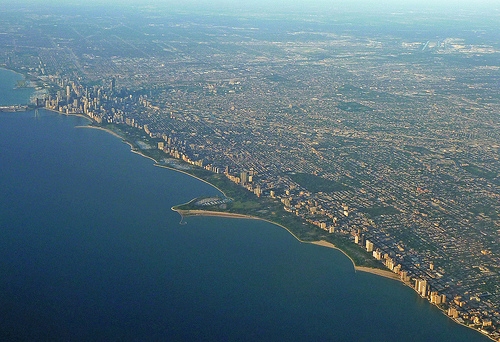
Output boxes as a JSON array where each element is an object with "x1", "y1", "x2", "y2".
[
  {"x1": 66, "y1": 85, "x2": 71, "y2": 103},
  {"x1": 430, "y1": 292, "x2": 443, "y2": 305},
  {"x1": 254, "y1": 185, "x2": 262, "y2": 197},
  {"x1": 448, "y1": 307, "x2": 459, "y2": 318},
  {"x1": 366, "y1": 240, "x2": 374, "y2": 252},
  {"x1": 415, "y1": 279, "x2": 428, "y2": 297},
  {"x1": 240, "y1": 171, "x2": 248, "y2": 185}
]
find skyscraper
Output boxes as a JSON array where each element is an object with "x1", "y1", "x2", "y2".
[
  {"x1": 415, "y1": 279, "x2": 428, "y2": 297},
  {"x1": 66, "y1": 85, "x2": 71, "y2": 103},
  {"x1": 365, "y1": 240, "x2": 374, "y2": 252},
  {"x1": 240, "y1": 171, "x2": 248, "y2": 185}
]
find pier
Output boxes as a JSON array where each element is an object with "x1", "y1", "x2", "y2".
[{"x1": 0, "y1": 105, "x2": 29, "y2": 112}]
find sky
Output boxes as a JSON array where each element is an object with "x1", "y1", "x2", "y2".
[
  {"x1": 1, "y1": 0, "x2": 499, "y2": 22},
  {"x1": 4, "y1": 0, "x2": 500, "y2": 10}
]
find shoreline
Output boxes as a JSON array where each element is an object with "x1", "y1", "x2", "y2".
[
  {"x1": 28, "y1": 107, "x2": 391, "y2": 281},
  {"x1": 172, "y1": 204, "x2": 493, "y2": 340},
  {"x1": 39, "y1": 108, "x2": 496, "y2": 341},
  {"x1": 0, "y1": 67, "x2": 35, "y2": 107},
  {"x1": 173, "y1": 209, "x2": 254, "y2": 219},
  {"x1": 74, "y1": 124, "x2": 153, "y2": 161},
  {"x1": 309, "y1": 240, "x2": 400, "y2": 280},
  {"x1": 72, "y1": 118, "x2": 434, "y2": 284},
  {"x1": 354, "y1": 266, "x2": 401, "y2": 280},
  {"x1": 172, "y1": 207, "x2": 306, "y2": 243},
  {"x1": 77, "y1": 123, "x2": 230, "y2": 197},
  {"x1": 0, "y1": 67, "x2": 48, "y2": 104},
  {"x1": 0, "y1": 66, "x2": 26, "y2": 82},
  {"x1": 155, "y1": 164, "x2": 229, "y2": 198},
  {"x1": 44, "y1": 108, "x2": 93, "y2": 122},
  {"x1": 174, "y1": 208, "x2": 399, "y2": 281}
]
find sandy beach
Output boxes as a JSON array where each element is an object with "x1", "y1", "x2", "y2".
[
  {"x1": 310, "y1": 240, "x2": 400, "y2": 280},
  {"x1": 354, "y1": 266, "x2": 401, "y2": 280},
  {"x1": 76, "y1": 125, "x2": 123, "y2": 139},
  {"x1": 155, "y1": 164, "x2": 228, "y2": 197},
  {"x1": 173, "y1": 209, "x2": 254, "y2": 219},
  {"x1": 44, "y1": 108, "x2": 92, "y2": 122}
]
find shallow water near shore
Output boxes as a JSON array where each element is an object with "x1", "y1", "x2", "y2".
[
  {"x1": 0, "y1": 69, "x2": 489, "y2": 341},
  {"x1": 0, "y1": 68, "x2": 34, "y2": 106}
]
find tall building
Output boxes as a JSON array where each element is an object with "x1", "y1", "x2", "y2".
[
  {"x1": 420, "y1": 279, "x2": 427, "y2": 297},
  {"x1": 415, "y1": 279, "x2": 428, "y2": 297},
  {"x1": 430, "y1": 292, "x2": 442, "y2": 304},
  {"x1": 400, "y1": 270, "x2": 410, "y2": 283},
  {"x1": 365, "y1": 240, "x2": 374, "y2": 252},
  {"x1": 343, "y1": 204, "x2": 349, "y2": 217},
  {"x1": 447, "y1": 307, "x2": 459, "y2": 318},
  {"x1": 240, "y1": 171, "x2": 248, "y2": 185},
  {"x1": 110, "y1": 77, "x2": 116, "y2": 93},
  {"x1": 66, "y1": 85, "x2": 71, "y2": 103}
]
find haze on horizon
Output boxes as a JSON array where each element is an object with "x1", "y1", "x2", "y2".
[{"x1": 3, "y1": 0, "x2": 500, "y2": 13}]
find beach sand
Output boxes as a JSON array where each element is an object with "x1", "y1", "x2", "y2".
[
  {"x1": 310, "y1": 240, "x2": 401, "y2": 280},
  {"x1": 174, "y1": 209, "x2": 254, "y2": 219},
  {"x1": 354, "y1": 266, "x2": 401, "y2": 280}
]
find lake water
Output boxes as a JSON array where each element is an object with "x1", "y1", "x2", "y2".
[
  {"x1": 0, "y1": 68, "x2": 35, "y2": 106},
  {"x1": 0, "y1": 68, "x2": 488, "y2": 341}
]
